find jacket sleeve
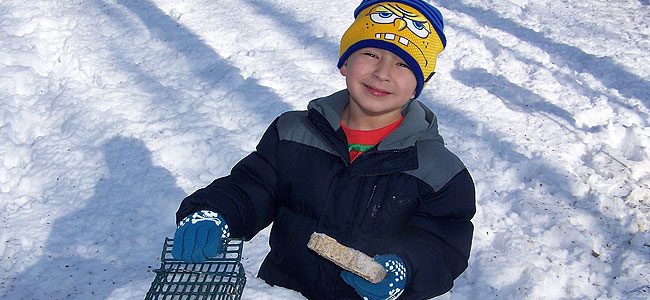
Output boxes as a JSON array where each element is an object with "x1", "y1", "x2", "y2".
[
  {"x1": 394, "y1": 168, "x2": 476, "y2": 298},
  {"x1": 176, "y1": 118, "x2": 281, "y2": 240}
]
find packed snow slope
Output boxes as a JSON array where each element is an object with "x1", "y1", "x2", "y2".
[{"x1": 1, "y1": 0, "x2": 649, "y2": 299}]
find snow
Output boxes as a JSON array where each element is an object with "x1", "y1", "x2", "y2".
[{"x1": 1, "y1": 0, "x2": 648, "y2": 299}]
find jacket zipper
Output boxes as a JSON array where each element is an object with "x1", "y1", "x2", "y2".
[
  {"x1": 350, "y1": 184, "x2": 377, "y2": 238},
  {"x1": 366, "y1": 185, "x2": 377, "y2": 208},
  {"x1": 353, "y1": 147, "x2": 412, "y2": 166}
]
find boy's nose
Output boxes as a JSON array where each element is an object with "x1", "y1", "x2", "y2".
[{"x1": 373, "y1": 60, "x2": 392, "y2": 81}]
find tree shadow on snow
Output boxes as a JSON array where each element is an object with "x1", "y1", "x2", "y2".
[
  {"x1": 98, "y1": 0, "x2": 292, "y2": 123},
  {"x1": 450, "y1": 25, "x2": 648, "y2": 123},
  {"x1": 439, "y1": 0, "x2": 650, "y2": 109},
  {"x1": 244, "y1": 0, "x2": 340, "y2": 61},
  {"x1": 452, "y1": 67, "x2": 577, "y2": 129},
  {"x1": 420, "y1": 92, "x2": 648, "y2": 296},
  {"x1": 4, "y1": 136, "x2": 184, "y2": 299}
]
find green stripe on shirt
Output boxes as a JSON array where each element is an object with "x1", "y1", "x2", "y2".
[{"x1": 348, "y1": 143, "x2": 375, "y2": 153}]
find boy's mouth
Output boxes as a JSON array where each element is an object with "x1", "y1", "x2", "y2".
[{"x1": 364, "y1": 84, "x2": 391, "y2": 96}]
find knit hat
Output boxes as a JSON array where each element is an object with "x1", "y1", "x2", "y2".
[{"x1": 338, "y1": 0, "x2": 447, "y2": 98}]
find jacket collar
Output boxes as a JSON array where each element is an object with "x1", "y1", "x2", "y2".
[{"x1": 307, "y1": 89, "x2": 445, "y2": 152}]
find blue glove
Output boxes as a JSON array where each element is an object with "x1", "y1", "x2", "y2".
[
  {"x1": 171, "y1": 210, "x2": 230, "y2": 263},
  {"x1": 341, "y1": 254, "x2": 408, "y2": 300}
]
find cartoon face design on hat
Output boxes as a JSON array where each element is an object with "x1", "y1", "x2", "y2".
[
  {"x1": 365, "y1": 3, "x2": 440, "y2": 70},
  {"x1": 338, "y1": 1, "x2": 446, "y2": 98}
]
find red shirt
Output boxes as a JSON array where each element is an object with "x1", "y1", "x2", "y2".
[{"x1": 340, "y1": 116, "x2": 404, "y2": 162}]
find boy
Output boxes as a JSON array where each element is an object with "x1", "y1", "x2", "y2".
[{"x1": 172, "y1": 0, "x2": 475, "y2": 299}]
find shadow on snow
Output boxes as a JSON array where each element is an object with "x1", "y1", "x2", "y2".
[
  {"x1": 4, "y1": 136, "x2": 185, "y2": 299},
  {"x1": 440, "y1": 0, "x2": 650, "y2": 109},
  {"x1": 110, "y1": 0, "x2": 293, "y2": 123}
]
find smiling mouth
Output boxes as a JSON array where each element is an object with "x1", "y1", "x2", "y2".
[{"x1": 365, "y1": 84, "x2": 391, "y2": 96}]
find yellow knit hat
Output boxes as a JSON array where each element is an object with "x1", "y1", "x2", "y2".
[{"x1": 338, "y1": 0, "x2": 447, "y2": 98}]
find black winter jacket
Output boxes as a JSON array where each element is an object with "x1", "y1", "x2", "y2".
[{"x1": 177, "y1": 89, "x2": 476, "y2": 299}]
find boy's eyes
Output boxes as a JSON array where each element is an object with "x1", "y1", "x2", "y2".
[
  {"x1": 362, "y1": 52, "x2": 378, "y2": 58},
  {"x1": 360, "y1": 52, "x2": 410, "y2": 69},
  {"x1": 396, "y1": 63, "x2": 411, "y2": 69}
]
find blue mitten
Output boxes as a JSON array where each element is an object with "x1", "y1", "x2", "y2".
[
  {"x1": 171, "y1": 210, "x2": 230, "y2": 263},
  {"x1": 341, "y1": 254, "x2": 408, "y2": 300}
]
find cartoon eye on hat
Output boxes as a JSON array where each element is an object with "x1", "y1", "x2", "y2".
[{"x1": 368, "y1": 6, "x2": 431, "y2": 39}]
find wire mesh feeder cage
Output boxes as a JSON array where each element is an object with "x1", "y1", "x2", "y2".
[{"x1": 145, "y1": 238, "x2": 247, "y2": 300}]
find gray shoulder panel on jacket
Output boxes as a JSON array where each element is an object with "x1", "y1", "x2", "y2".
[
  {"x1": 404, "y1": 140, "x2": 466, "y2": 192},
  {"x1": 276, "y1": 111, "x2": 338, "y2": 156}
]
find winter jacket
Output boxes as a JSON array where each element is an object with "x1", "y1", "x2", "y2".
[{"x1": 177, "y1": 89, "x2": 476, "y2": 299}]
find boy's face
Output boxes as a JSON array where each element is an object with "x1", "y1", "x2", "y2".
[{"x1": 341, "y1": 47, "x2": 417, "y2": 121}]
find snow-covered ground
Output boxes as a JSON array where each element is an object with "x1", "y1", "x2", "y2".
[{"x1": 1, "y1": 0, "x2": 649, "y2": 299}]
